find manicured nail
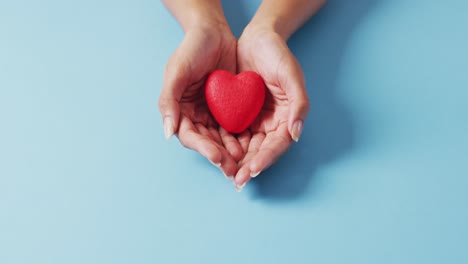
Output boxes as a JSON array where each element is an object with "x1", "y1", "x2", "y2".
[
  {"x1": 164, "y1": 117, "x2": 174, "y2": 140},
  {"x1": 224, "y1": 173, "x2": 233, "y2": 180},
  {"x1": 292, "y1": 120, "x2": 303, "y2": 142},
  {"x1": 250, "y1": 171, "x2": 261, "y2": 178},
  {"x1": 234, "y1": 182, "x2": 246, "y2": 192},
  {"x1": 222, "y1": 171, "x2": 233, "y2": 180},
  {"x1": 209, "y1": 160, "x2": 221, "y2": 168}
]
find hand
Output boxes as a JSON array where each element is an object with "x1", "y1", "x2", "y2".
[
  {"x1": 233, "y1": 27, "x2": 310, "y2": 190},
  {"x1": 158, "y1": 22, "x2": 243, "y2": 178}
]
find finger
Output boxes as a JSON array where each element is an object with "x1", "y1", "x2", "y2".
[
  {"x1": 288, "y1": 95, "x2": 309, "y2": 142},
  {"x1": 159, "y1": 52, "x2": 191, "y2": 140},
  {"x1": 208, "y1": 127, "x2": 223, "y2": 146},
  {"x1": 237, "y1": 130, "x2": 252, "y2": 157},
  {"x1": 233, "y1": 160, "x2": 251, "y2": 192},
  {"x1": 238, "y1": 132, "x2": 265, "y2": 168},
  {"x1": 178, "y1": 116, "x2": 222, "y2": 165},
  {"x1": 249, "y1": 125, "x2": 292, "y2": 177},
  {"x1": 279, "y1": 54, "x2": 310, "y2": 142},
  {"x1": 195, "y1": 123, "x2": 238, "y2": 178},
  {"x1": 217, "y1": 146, "x2": 239, "y2": 179},
  {"x1": 234, "y1": 133, "x2": 265, "y2": 190},
  {"x1": 195, "y1": 123, "x2": 216, "y2": 142},
  {"x1": 158, "y1": 97, "x2": 179, "y2": 140},
  {"x1": 219, "y1": 127, "x2": 243, "y2": 162}
]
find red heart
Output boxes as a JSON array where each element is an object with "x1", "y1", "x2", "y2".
[{"x1": 205, "y1": 70, "x2": 266, "y2": 134}]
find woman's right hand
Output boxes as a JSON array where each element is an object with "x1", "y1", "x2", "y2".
[{"x1": 158, "y1": 21, "x2": 243, "y2": 178}]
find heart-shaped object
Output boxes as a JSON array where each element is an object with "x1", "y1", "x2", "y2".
[{"x1": 205, "y1": 70, "x2": 266, "y2": 134}]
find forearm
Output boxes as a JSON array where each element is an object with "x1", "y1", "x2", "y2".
[
  {"x1": 247, "y1": 0, "x2": 327, "y2": 40},
  {"x1": 162, "y1": 0, "x2": 229, "y2": 32}
]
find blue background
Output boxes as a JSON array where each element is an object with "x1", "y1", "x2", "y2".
[{"x1": 1, "y1": 0, "x2": 467, "y2": 263}]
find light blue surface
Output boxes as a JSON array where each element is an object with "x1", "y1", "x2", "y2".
[{"x1": 1, "y1": 0, "x2": 467, "y2": 263}]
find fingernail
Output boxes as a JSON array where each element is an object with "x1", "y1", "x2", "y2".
[
  {"x1": 234, "y1": 182, "x2": 246, "y2": 192},
  {"x1": 292, "y1": 120, "x2": 303, "y2": 142},
  {"x1": 225, "y1": 175, "x2": 233, "y2": 180},
  {"x1": 164, "y1": 117, "x2": 174, "y2": 140},
  {"x1": 223, "y1": 172, "x2": 233, "y2": 180},
  {"x1": 250, "y1": 171, "x2": 261, "y2": 178},
  {"x1": 210, "y1": 160, "x2": 221, "y2": 168}
]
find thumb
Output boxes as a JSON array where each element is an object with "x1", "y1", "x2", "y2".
[
  {"x1": 282, "y1": 60, "x2": 310, "y2": 142},
  {"x1": 288, "y1": 93, "x2": 310, "y2": 142},
  {"x1": 158, "y1": 54, "x2": 190, "y2": 140}
]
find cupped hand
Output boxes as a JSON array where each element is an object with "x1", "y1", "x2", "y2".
[
  {"x1": 159, "y1": 22, "x2": 243, "y2": 177},
  {"x1": 233, "y1": 27, "x2": 310, "y2": 190}
]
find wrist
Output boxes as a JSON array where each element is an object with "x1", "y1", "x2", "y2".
[
  {"x1": 186, "y1": 15, "x2": 231, "y2": 35},
  {"x1": 244, "y1": 0, "x2": 328, "y2": 40},
  {"x1": 244, "y1": 16, "x2": 291, "y2": 41},
  {"x1": 184, "y1": 18, "x2": 235, "y2": 52},
  {"x1": 164, "y1": 0, "x2": 232, "y2": 35},
  {"x1": 240, "y1": 21, "x2": 285, "y2": 46}
]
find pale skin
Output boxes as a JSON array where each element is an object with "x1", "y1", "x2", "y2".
[{"x1": 159, "y1": 0, "x2": 328, "y2": 191}]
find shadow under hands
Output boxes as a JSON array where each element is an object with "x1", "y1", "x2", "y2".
[{"x1": 251, "y1": 0, "x2": 379, "y2": 201}]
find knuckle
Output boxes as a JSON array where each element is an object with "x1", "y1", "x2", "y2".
[
  {"x1": 293, "y1": 97, "x2": 310, "y2": 115},
  {"x1": 158, "y1": 97, "x2": 169, "y2": 108},
  {"x1": 157, "y1": 98, "x2": 165, "y2": 109},
  {"x1": 178, "y1": 137, "x2": 189, "y2": 149},
  {"x1": 165, "y1": 55, "x2": 189, "y2": 82},
  {"x1": 158, "y1": 98, "x2": 170, "y2": 114}
]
